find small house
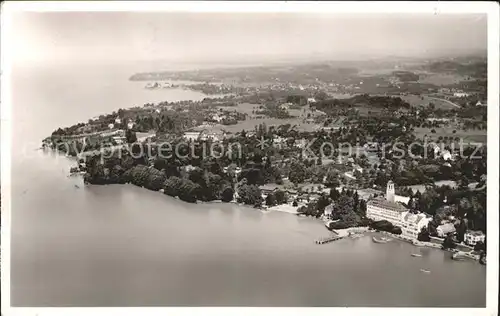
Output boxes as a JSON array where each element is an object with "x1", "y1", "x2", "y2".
[
  {"x1": 464, "y1": 230, "x2": 485, "y2": 246},
  {"x1": 436, "y1": 223, "x2": 456, "y2": 237}
]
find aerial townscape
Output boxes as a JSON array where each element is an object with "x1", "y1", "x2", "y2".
[
  {"x1": 45, "y1": 54, "x2": 487, "y2": 264},
  {"x1": 8, "y1": 8, "x2": 494, "y2": 309}
]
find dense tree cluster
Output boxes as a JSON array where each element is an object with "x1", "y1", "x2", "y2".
[
  {"x1": 313, "y1": 95, "x2": 411, "y2": 114},
  {"x1": 164, "y1": 176, "x2": 200, "y2": 203},
  {"x1": 420, "y1": 185, "x2": 486, "y2": 234},
  {"x1": 288, "y1": 160, "x2": 307, "y2": 185},
  {"x1": 442, "y1": 234, "x2": 457, "y2": 250},
  {"x1": 125, "y1": 165, "x2": 167, "y2": 191},
  {"x1": 417, "y1": 226, "x2": 431, "y2": 241},
  {"x1": 82, "y1": 146, "x2": 235, "y2": 204},
  {"x1": 369, "y1": 220, "x2": 402, "y2": 235},
  {"x1": 237, "y1": 184, "x2": 263, "y2": 207},
  {"x1": 265, "y1": 189, "x2": 288, "y2": 207},
  {"x1": 299, "y1": 188, "x2": 368, "y2": 230}
]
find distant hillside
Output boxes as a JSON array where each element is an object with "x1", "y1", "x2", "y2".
[
  {"x1": 392, "y1": 71, "x2": 419, "y2": 82},
  {"x1": 425, "y1": 61, "x2": 487, "y2": 78},
  {"x1": 130, "y1": 63, "x2": 359, "y2": 84}
]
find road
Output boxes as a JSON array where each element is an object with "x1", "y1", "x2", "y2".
[{"x1": 427, "y1": 96, "x2": 461, "y2": 108}]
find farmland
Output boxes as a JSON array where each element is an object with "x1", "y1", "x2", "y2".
[
  {"x1": 216, "y1": 117, "x2": 319, "y2": 134},
  {"x1": 417, "y1": 73, "x2": 470, "y2": 86}
]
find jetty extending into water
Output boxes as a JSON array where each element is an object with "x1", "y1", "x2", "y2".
[{"x1": 315, "y1": 234, "x2": 344, "y2": 244}]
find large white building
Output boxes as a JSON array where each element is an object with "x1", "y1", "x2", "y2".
[
  {"x1": 366, "y1": 181, "x2": 430, "y2": 240},
  {"x1": 366, "y1": 197, "x2": 407, "y2": 226},
  {"x1": 400, "y1": 212, "x2": 431, "y2": 240}
]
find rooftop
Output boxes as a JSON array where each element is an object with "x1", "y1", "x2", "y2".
[
  {"x1": 403, "y1": 212, "x2": 429, "y2": 225},
  {"x1": 466, "y1": 230, "x2": 485, "y2": 236},
  {"x1": 367, "y1": 196, "x2": 407, "y2": 213},
  {"x1": 437, "y1": 223, "x2": 456, "y2": 233}
]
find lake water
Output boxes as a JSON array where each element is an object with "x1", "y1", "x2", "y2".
[{"x1": 9, "y1": 64, "x2": 486, "y2": 307}]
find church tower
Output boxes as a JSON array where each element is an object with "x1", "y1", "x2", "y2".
[{"x1": 386, "y1": 180, "x2": 395, "y2": 202}]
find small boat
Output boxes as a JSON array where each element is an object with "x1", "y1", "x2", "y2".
[
  {"x1": 372, "y1": 236, "x2": 388, "y2": 244},
  {"x1": 420, "y1": 269, "x2": 431, "y2": 274},
  {"x1": 74, "y1": 184, "x2": 80, "y2": 189},
  {"x1": 411, "y1": 253, "x2": 422, "y2": 257},
  {"x1": 452, "y1": 252, "x2": 467, "y2": 261}
]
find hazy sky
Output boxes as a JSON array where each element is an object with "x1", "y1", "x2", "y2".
[{"x1": 11, "y1": 12, "x2": 487, "y2": 66}]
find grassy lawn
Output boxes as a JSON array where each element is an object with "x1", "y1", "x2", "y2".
[
  {"x1": 219, "y1": 117, "x2": 319, "y2": 134},
  {"x1": 217, "y1": 102, "x2": 260, "y2": 116}
]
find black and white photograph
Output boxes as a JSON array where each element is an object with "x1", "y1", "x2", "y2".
[{"x1": 1, "y1": 1, "x2": 498, "y2": 315}]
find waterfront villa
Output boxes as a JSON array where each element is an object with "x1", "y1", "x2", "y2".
[
  {"x1": 400, "y1": 212, "x2": 432, "y2": 240},
  {"x1": 436, "y1": 223, "x2": 456, "y2": 237},
  {"x1": 464, "y1": 230, "x2": 485, "y2": 246}
]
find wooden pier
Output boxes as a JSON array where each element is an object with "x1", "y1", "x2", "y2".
[{"x1": 315, "y1": 234, "x2": 344, "y2": 244}]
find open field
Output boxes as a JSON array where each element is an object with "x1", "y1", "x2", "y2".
[
  {"x1": 413, "y1": 127, "x2": 486, "y2": 143},
  {"x1": 217, "y1": 102, "x2": 259, "y2": 116},
  {"x1": 329, "y1": 93, "x2": 357, "y2": 99},
  {"x1": 219, "y1": 117, "x2": 319, "y2": 134}
]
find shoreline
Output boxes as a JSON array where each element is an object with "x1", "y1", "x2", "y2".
[
  {"x1": 72, "y1": 161, "x2": 483, "y2": 263},
  {"x1": 378, "y1": 230, "x2": 482, "y2": 262}
]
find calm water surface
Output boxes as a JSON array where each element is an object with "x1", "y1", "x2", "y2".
[{"x1": 10, "y1": 64, "x2": 486, "y2": 307}]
